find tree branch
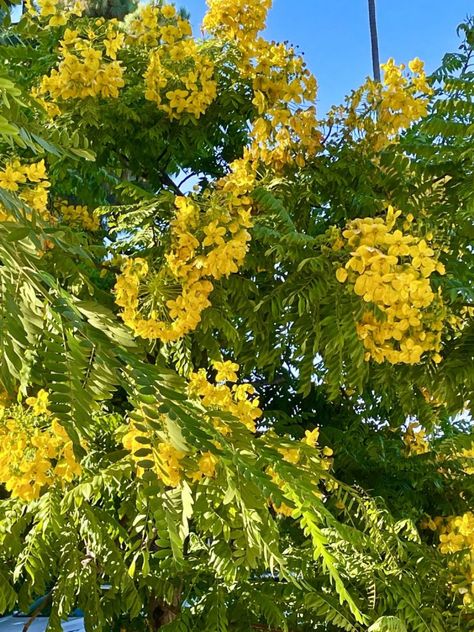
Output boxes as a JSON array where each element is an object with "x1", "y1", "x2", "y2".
[
  {"x1": 178, "y1": 172, "x2": 197, "y2": 189},
  {"x1": 22, "y1": 591, "x2": 52, "y2": 632},
  {"x1": 158, "y1": 171, "x2": 183, "y2": 196}
]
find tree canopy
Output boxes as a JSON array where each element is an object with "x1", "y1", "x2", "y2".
[{"x1": 0, "y1": 1, "x2": 472, "y2": 630}]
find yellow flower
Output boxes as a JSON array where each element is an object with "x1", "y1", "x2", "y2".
[
  {"x1": 336, "y1": 267, "x2": 348, "y2": 283},
  {"x1": 104, "y1": 31, "x2": 124, "y2": 60},
  {"x1": 155, "y1": 442, "x2": 185, "y2": 487},
  {"x1": 0, "y1": 409, "x2": 81, "y2": 500},
  {"x1": 25, "y1": 389, "x2": 51, "y2": 416},
  {"x1": 403, "y1": 422, "x2": 429, "y2": 456},
  {"x1": 0, "y1": 164, "x2": 26, "y2": 191},
  {"x1": 25, "y1": 160, "x2": 47, "y2": 182},
  {"x1": 273, "y1": 502, "x2": 294, "y2": 517},
  {"x1": 197, "y1": 451, "x2": 219, "y2": 478},
  {"x1": 188, "y1": 365, "x2": 261, "y2": 433},
  {"x1": 38, "y1": 0, "x2": 58, "y2": 16},
  {"x1": 399, "y1": 338, "x2": 423, "y2": 364},
  {"x1": 408, "y1": 57, "x2": 425, "y2": 74},
  {"x1": 60, "y1": 202, "x2": 100, "y2": 231},
  {"x1": 213, "y1": 360, "x2": 239, "y2": 383},
  {"x1": 304, "y1": 428, "x2": 319, "y2": 447},
  {"x1": 61, "y1": 28, "x2": 79, "y2": 47},
  {"x1": 252, "y1": 90, "x2": 266, "y2": 114},
  {"x1": 337, "y1": 208, "x2": 446, "y2": 365},
  {"x1": 203, "y1": 220, "x2": 226, "y2": 247},
  {"x1": 161, "y1": 4, "x2": 176, "y2": 19},
  {"x1": 70, "y1": 1, "x2": 83, "y2": 16},
  {"x1": 279, "y1": 447, "x2": 300, "y2": 464},
  {"x1": 49, "y1": 13, "x2": 67, "y2": 26}
]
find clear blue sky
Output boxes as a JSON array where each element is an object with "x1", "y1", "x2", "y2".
[{"x1": 179, "y1": 0, "x2": 473, "y2": 115}]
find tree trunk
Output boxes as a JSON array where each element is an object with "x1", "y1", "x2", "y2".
[
  {"x1": 148, "y1": 590, "x2": 181, "y2": 631},
  {"x1": 367, "y1": 0, "x2": 381, "y2": 82}
]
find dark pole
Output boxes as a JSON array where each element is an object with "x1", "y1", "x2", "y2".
[{"x1": 368, "y1": 0, "x2": 381, "y2": 81}]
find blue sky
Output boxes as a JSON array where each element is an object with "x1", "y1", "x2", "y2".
[{"x1": 180, "y1": 0, "x2": 473, "y2": 115}]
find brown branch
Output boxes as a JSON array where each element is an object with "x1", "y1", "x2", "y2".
[
  {"x1": 147, "y1": 585, "x2": 182, "y2": 631},
  {"x1": 22, "y1": 591, "x2": 52, "y2": 632},
  {"x1": 158, "y1": 171, "x2": 183, "y2": 196},
  {"x1": 178, "y1": 172, "x2": 197, "y2": 189}
]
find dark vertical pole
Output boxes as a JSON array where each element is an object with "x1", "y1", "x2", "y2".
[{"x1": 368, "y1": 0, "x2": 381, "y2": 81}]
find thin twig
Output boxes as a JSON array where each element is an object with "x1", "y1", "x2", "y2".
[
  {"x1": 178, "y1": 172, "x2": 197, "y2": 188},
  {"x1": 22, "y1": 591, "x2": 52, "y2": 632}
]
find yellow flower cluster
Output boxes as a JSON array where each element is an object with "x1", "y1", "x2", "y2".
[
  {"x1": 127, "y1": 5, "x2": 219, "y2": 120},
  {"x1": 345, "y1": 57, "x2": 433, "y2": 151},
  {"x1": 0, "y1": 159, "x2": 51, "y2": 221},
  {"x1": 123, "y1": 402, "x2": 221, "y2": 487},
  {"x1": 122, "y1": 362, "x2": 260, "y2": 489},
  {"x1": 437, "y1": 512, "x2": 474, "y2": 607},
  {"x1": 132, "y1": 0, "x2": 321, "y2": 154},
  {"x1": 248, "y1": 42, "x2": 319, "y2": 169},
  {"x1": 39, "y1": 26, "x2": 125, "y2": 100},
  {"x1": 144, "y1": 39, "x2": 217, "y2": 120},
  {"x1": 126, "y1": 4, "x2": 161, "y2": 45},
  {"x1": 203, "y1": 0, "x2": 320, "y2": 169},
  {"x1": 114, "y1": 159, "x2": 255, "y2": 342},
  {"x1": 31, "y1": 87, "x2": 62, "y2": 119},
  {"x1": 58, "y1": 201, "x2": 100, "y2": 231},
  {"x1": 126, "y1": 4, "x2": 217, "y2": 119},
  {"x1": 123, "y1": 424, "x2": 186, "y2": 487},
  {"x1": 191, "y1": 451, "x2": 219, "y2": 481},
  {"x1": 114, "y1": 257, "x2": 213, "y2": 341},
  {"x1": 104, "y1": 22, "x2": 125, "y2": 59},
  {"x1": 31, "y1": 0, "x2": 83, "y2": 27},
  {"x1": 123, "y1": 422, "x2": 221, "y2": 487},
  {"x1": 335, "y1": 206, "x2": 446, "y2": 364},
  {"x1": 25, "y1": 388, "x2": 50, "y2": 415},
  {"x1": 203, "y1": 0, "x2": 271, "y2": 53},
  {"x1": 439, "y1": 513, "x2": 474, "y2": 554},
  {"x1": 126, "y1": 3, "x2": 191, "y2": 48},
  {"x1": 0, "y1": 390, "x2": 81, "y2": 501},
  {"x1": 278, "y1": 431, "x2": 333, "y2": 471},
  {"x1": 188, "y1": 360, "x2": 262, "y2": 433},
  {"x1": 403, "y1": 422, "x2": 429, "y2": 456},
  {"x1": 269, "y1": 428, "x2": 333, "y2": 516}
]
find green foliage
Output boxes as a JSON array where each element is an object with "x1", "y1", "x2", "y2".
[
  {"x1": 0, "y1": 5, "x2": 471, "y2": 632},
  {"x1": 368, "y1": 617, "x2": 407, "y2": 632}
]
